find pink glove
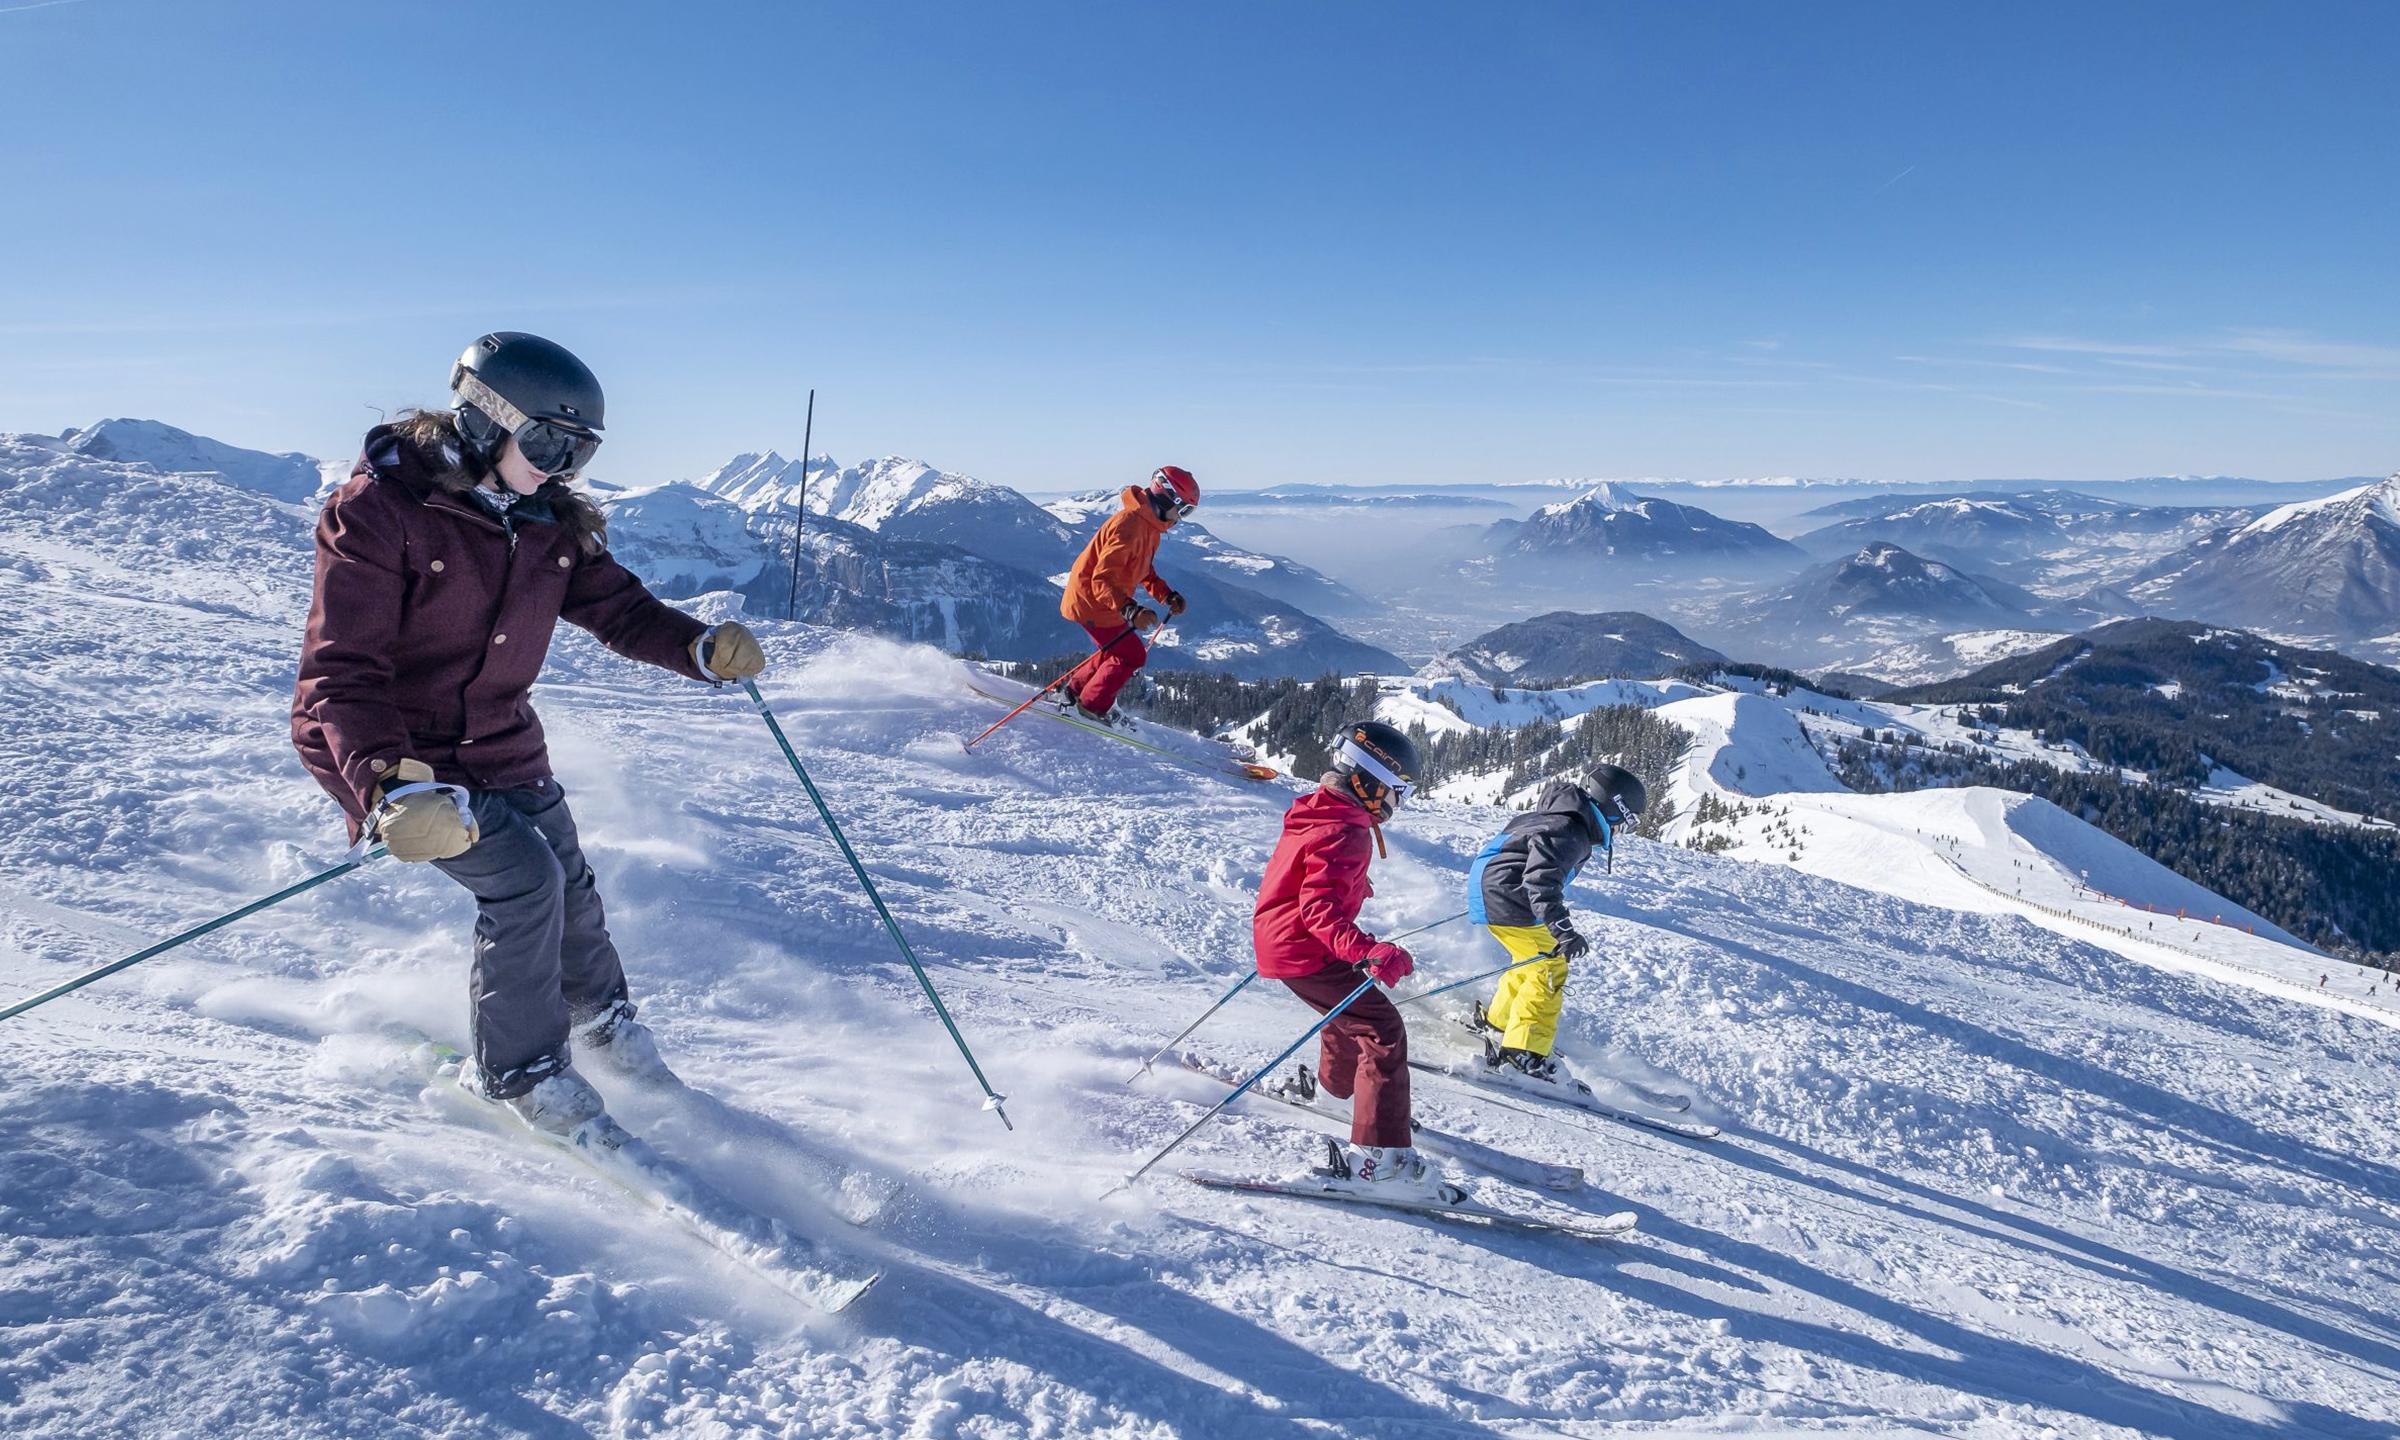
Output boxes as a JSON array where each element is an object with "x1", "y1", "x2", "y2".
[{"x1": 1362, "y1": 942, "x2": 1414, "y2": 986}]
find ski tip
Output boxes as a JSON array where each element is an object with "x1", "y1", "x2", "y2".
[
  {"x1": 1240, "y1": 764, "x2": 1280, "y2": 781},
  {"x1": 818, "y1": 1272, "x2": 884, "y2": 1313}
]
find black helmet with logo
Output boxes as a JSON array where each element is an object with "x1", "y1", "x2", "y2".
[{"x1": 450, "y1": 332, "x2": 605, "y2": 477}]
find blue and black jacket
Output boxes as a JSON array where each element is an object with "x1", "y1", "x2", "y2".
[{"x1": 1466, "y1": 780, "x2": 1612, "y2": 928}]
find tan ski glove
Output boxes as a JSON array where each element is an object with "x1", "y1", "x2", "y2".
[
  {"x1": 373, "y1": 759, "x2": 478, "y2": 862},
  {"x1": 702, "y1": 622, "x2": 766, "y2": 681}
]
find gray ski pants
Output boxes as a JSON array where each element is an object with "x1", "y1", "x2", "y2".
[{"x1": 431, "y1": 779, "x2": 629, "y2": 1097}]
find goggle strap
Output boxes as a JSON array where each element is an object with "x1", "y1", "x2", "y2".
[{"x1": 455, "y1": 372, "x2": 532, "y2": 434}]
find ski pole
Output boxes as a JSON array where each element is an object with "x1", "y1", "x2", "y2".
[
  {"x1": 963, "y1": 623, "x2": 1144, "y2": 750},
  {"x1": 1124, "y1": 971, "x2": 1255, "y2": 1084},
  {"x1": 1122, "y1": 911, "x2": 1468, "y2": 1085},
  {"x1": 1108, "y1": 972, "x2": 1380, "y2": 1195},
  {"x1": 1391, "y1": 950, "x2": 1558, "y2": 1014},
  {"x1": 742, "y1": 679, "x2": 1014, "y2": 1130},
  {"x1": 0, "y1": 848, "x2": 389, "y2": 1025}
]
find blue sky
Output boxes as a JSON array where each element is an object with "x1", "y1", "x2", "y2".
[{"x1": 2, "y1": 1, "x2": 2394, "y2": 491}]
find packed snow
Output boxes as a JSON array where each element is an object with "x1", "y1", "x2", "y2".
[{"x1": 5, "y1": 454, "x2": 2400, "y2": 1437}]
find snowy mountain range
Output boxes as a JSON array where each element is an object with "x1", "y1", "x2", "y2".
[
  {"x1": 2132, "y1": 473, "x2": 2400, "y2": 659},
  {"x1": 1697, "y1": 543, "x2": 2062, "y2": 677},
  {"x1": 1418, "y1": 611, "x2": 1727, "y2": 687},
  {"x1": 1485, "y1": 483, "x2": 1805, "y2": 569},
  {"x1": 1795, "y1": 490, "x2": 2263, "y2": 604},
  {"x1": 6, "y1": 426, "x2": 2399, "y2": 1435},
  {"x1": 680, "y1": 451, "x2": 1399, "y2": 677}
]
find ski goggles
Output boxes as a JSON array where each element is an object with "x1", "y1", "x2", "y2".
[
  {"x1": 1150, "y1": 471, "x2": 1198, "y2": 519},
  {"x1": 455, "y1": 372, "x2": 603, "y2": 478},
  {"x1": 1337, "y1": 736, "x2": 1415, "y2": 813}
]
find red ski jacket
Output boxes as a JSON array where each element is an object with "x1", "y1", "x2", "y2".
[
  {"x1": 292, "y1": 426, "x2": 710, "y2": 830},
  {"x1": 1253, "y1": 787, "x2": 1385, "y2": 978}
]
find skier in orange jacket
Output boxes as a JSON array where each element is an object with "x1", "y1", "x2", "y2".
[{"x1": 1055, "y1": 466, "x2": 1198, "y2": 723}]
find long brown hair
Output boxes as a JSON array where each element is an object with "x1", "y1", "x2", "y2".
[{"x1": 389, "y1": 407, "x2": 610, "y2": 557}]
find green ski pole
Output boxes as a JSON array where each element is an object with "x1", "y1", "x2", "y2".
[
  {"x1": 0, "y1": 848, "x2": 389, "y2": 1025},
  {"x1": 742, "y1": 679, "x2": 1013, "y2": 1130}
]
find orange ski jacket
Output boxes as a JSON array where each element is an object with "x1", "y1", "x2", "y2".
[{"x1": 1059, "y1": 487, "x2": 1177, "y2": 627}]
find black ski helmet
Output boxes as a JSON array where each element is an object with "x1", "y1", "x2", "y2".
[
  {"x1": 1329, "y1": 719, "x2": 1423, "y2": 820},
  {"x1": 1581, "y1": 763, "x2": 1649, "y2": 832},
  {"x1": 450, "y1": 332, "x2": 605, "y2": 470}
]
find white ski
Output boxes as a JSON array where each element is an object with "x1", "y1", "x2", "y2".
[
  {"x1": 963, "y1": 673, "x2": 1279, "y2": 782},
  {"x1": 415, "y1": 1042, "x2": 881, "y2": 1312},
  {"x1": 1183, "y1": 1167, "x2": 1638, "y2": 1240},
  {"x1": 1442, "y1": 1003, "x2": 1694, "y2": 1112},
  {"x1": 1174, "y1": 1055, "x2": 1585, "y2": 1193},
  {"x1": 1409, "y1": 1056, "x2": 1724, "y2": 1141}
]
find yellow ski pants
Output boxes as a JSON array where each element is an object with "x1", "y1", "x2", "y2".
[{"x1": 1483, "y1": 924, "x2": 1569, "y2": 1056}]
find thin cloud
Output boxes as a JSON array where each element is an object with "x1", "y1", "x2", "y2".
[
  {"x1": 1895, "y1": 354, "x2": 2078, "y2": 375},
  {"x1": 1999, "y1": 329, "x2": 2400, "y2": 377},
  {"x1": 0, "y1": 0, "x2": 90, "y2": 13},
  {"x1": 2004, "y1": 335, "x2": 2197, "y2": 360},
  {"x1": 2217, "y1": 330, "x2": 2400, "y2": 370},
  {"x1": 1871, "y1": 164, "x2": 1917, "y2": 196}
]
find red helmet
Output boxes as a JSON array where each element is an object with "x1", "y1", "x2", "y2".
[{"x1": 1150, "y1": 465, "x2": 1199, "y2": 513}]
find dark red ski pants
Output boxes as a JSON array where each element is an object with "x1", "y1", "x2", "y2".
[
  {"x1": 1279, "y1": 968, "x2": 1412, "y2": 1147},
  {"x1": 1069, "y1": 621, "x2": 1147, "y2": 713}
]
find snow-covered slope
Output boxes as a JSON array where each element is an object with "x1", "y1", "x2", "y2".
[
  {"x1": 1652, "y1": 679, "x2": 2399, "y2": 1024},
  {"x1": 7, "y1": 458, "x2": 2400, "y2": 1437}
]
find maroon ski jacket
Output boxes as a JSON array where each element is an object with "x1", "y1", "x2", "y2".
[
  {"x1": 1253, "y1": 787, "x2": 1387, "y2": 979},
  {"x1": 292, "y1": 425, "x2": 710, "y2": 829}
]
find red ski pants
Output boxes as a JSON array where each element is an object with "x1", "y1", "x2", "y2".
[
  {"x1": 1069, "y1": 622, "x2": 1147, "y2": 713},
  {"x1": 1279, "y1": 968, "x2": 1412, "y2": 1147}
]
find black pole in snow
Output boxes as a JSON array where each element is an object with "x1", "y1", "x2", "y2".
[{"x1": 784, "y1": 388, "x2": 816, "y2": 622}]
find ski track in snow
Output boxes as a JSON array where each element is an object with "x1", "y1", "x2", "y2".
[{"x1": 4, "y1": 541, "x2": 2400, "y2": 1434}]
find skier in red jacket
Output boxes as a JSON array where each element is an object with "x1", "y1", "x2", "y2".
[
  {"x1": 294, "y1": 333, "x2": 766, "y2": 1140},
  {"x1": 1252, "y1": 721, "x2": 1451, "y2": 1197}
]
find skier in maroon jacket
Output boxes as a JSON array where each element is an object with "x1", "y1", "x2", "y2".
[
  {"x1": 1251, "y1": 720, "x2": 1455, "y2": 1197},
  {"x1": 292, "y1": 332, "x2": 766, "y2": 1139}
]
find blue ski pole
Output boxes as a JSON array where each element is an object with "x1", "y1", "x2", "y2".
[
  {"x1": 1123, "y1": 910, "x2": 1469, "y2": 1085},
  {"x1": 1107, "y1": 972, "x2": 1381, "y2": 1195},
  {"x1": 1391, "y1": 950, "x2": 1558, "y2": 1013},
  {"x1": 1125, "y1": 971, "x2": 1255, "y2": 1085}
]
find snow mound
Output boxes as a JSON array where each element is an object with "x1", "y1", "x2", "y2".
[{"x1": 59, "y1": 418, "x2": 326, "y2": 504}]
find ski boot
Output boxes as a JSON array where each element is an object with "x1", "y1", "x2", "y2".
[
  {"x1": 1046, "y1": 688, "x2": 1121, "y2": 728},
  {"x1": 1265, "y1": 1063, "x2": 1354, "y2": 1120},
  {"x1": 1482, "y1": 1039, "x2": 1564, "y2": 1086},
  {"x1": 459, "y1": 1058, "x2": 611, "y2": 1144},
  {"x1": 573, "y1": 999, "x2": 678, "y2": 1085},
  {"x1": 1305, "y1": 1138, "x2": 1464, "y2": 1204}
]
